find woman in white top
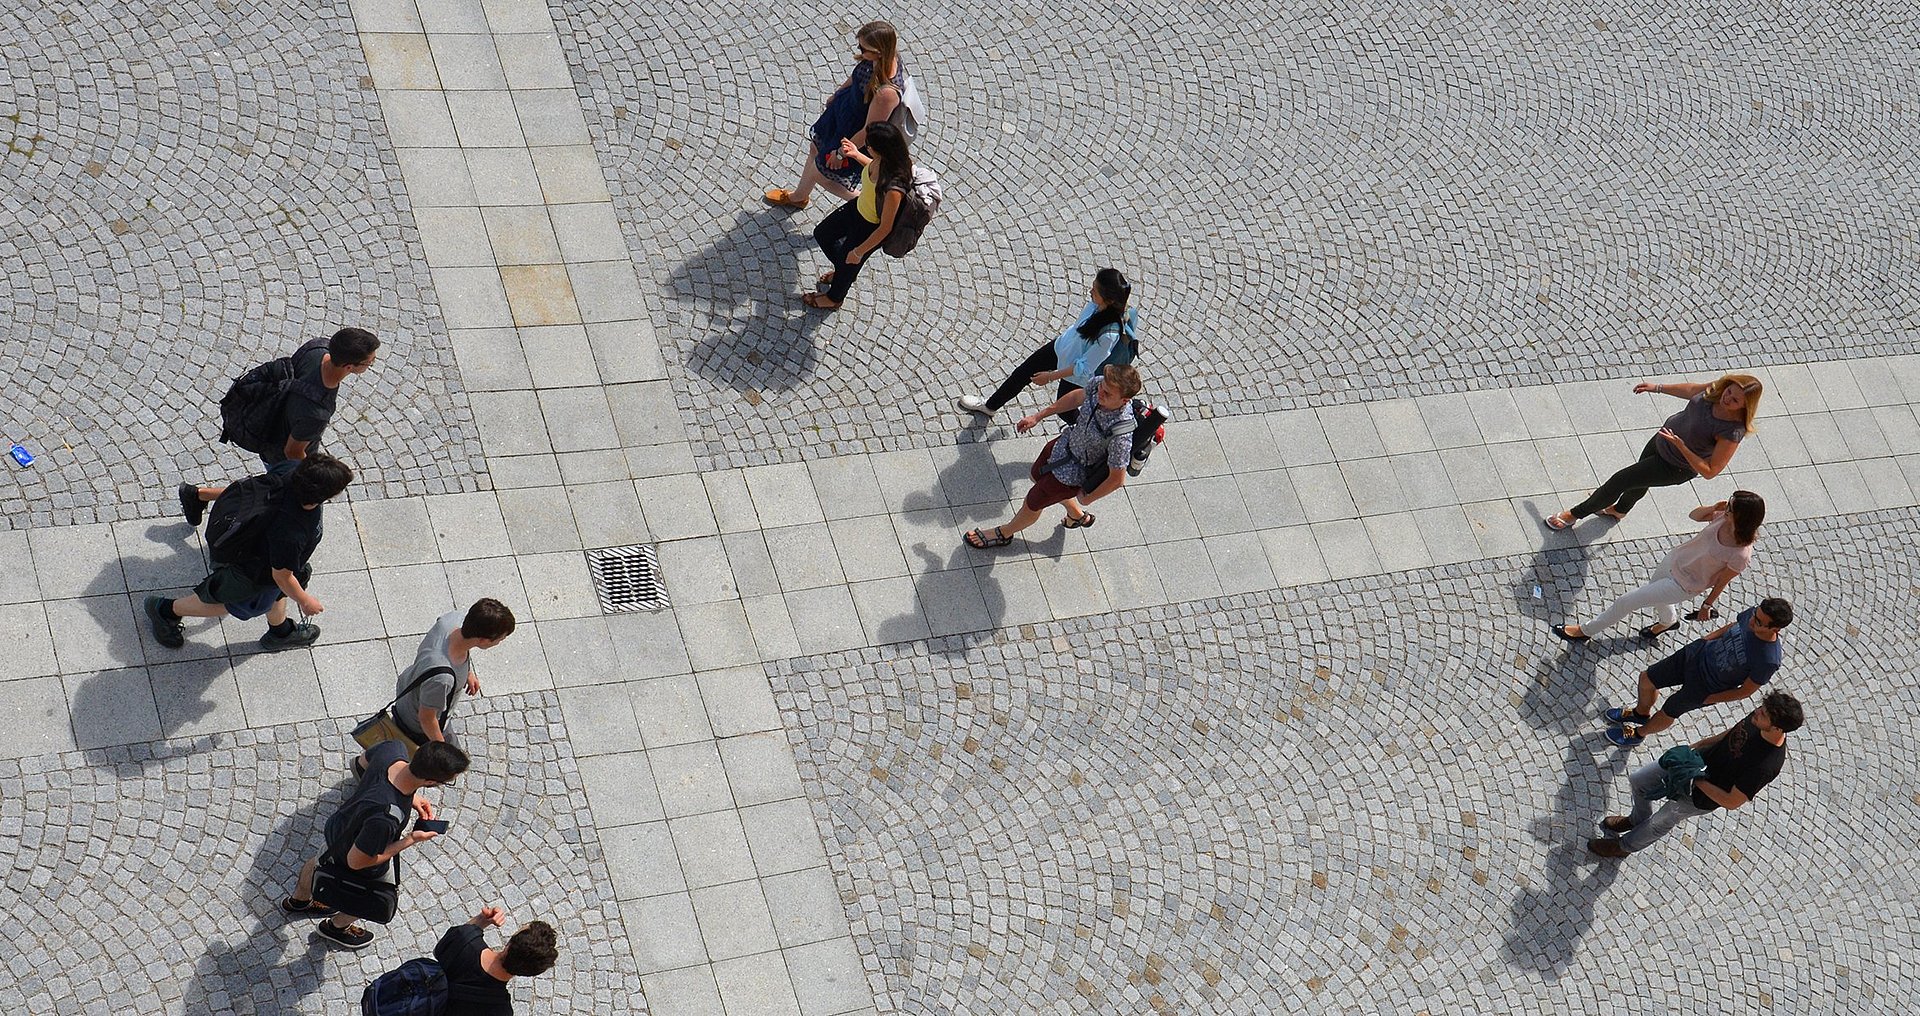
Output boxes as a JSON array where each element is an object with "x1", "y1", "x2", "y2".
[{"x1": 1552, "y1": 490, "x2": 1764, "y2": 644}]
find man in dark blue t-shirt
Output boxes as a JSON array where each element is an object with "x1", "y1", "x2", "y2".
[
  {"x1": 1606, "y1": 597, "x2": 1792, "y2": 747},
  {"x1": 280, "y1": 739, "x2": 469, "y2": 950}
]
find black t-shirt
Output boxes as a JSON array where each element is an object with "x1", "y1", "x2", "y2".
[
  {"x1": 284, "y1": 336, "x2": 338, "y2": 447},
  {"x1": 1692, "y1": 716, "x2": 1786, "y2": 811},
  {"x1": 322, "y1": 739, "x2": 412, "y2": 877},
  {"x1": 435, "y1": 925, "x2": 515, "y2": 1015},
  {"x1": 263, "y1": 499, "x2": 324, "y2": 576}
]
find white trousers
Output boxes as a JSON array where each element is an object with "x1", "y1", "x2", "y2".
[{"x1": 1582, "y1": 575, "x2": 1689, "y2": 635}]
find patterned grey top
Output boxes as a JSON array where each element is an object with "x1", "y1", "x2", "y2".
[{"x1": 1045, "y1": 395, "x2": 1137, "y2": 489}]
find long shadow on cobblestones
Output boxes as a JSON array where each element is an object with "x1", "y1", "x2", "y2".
[
  {"x1": 1513, "y1": 502, "x2": 1629, "y2": 734},
  {"x1": 179, "y1": 777, "x2": 355, "y2": 1014},
  {"x1": 673, "y1": 209, "x2": 824, "y2": 394},
  {"x1": 1502, "y1": 744, "x2": 1628, "y2": 977}
]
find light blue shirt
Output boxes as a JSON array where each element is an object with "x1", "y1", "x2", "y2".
[{"x1": 1050, "y1": 302, "x2": 1134, "y2": 389}]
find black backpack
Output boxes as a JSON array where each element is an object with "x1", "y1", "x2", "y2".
[
  {"x1": 881, "y1": 166, "x2": 941, "y2": 258},
  {"x1": 204, "y1": 472, "x2": 287, "y2": 565},
  {"x1": 219, "y1": 354, "x2": 325, "y2": 455},
  {"x1": 1112, "y1": 399, "x2": 1167, "y2": 477}
]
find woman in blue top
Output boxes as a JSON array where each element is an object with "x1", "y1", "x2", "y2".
[
  {"x1": 958, "y1": 268, "x2": 1136, "y2": 424},
  {"x1": 763, "y1": 22, "x2": 905, "y2": 210}
]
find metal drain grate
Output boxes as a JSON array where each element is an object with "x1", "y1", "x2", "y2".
[{"x1": 585, "y1": 545, "x2": 670, "y2": 613}]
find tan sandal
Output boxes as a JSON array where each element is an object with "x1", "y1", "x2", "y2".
[
  {"x1": 802, "y1": 293, "x2": 841, "y2": 310},
  {"x1": 763, "y1": 188, "x2": 810, "y2": 210}
]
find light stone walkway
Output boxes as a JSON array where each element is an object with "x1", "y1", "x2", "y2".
[{"x1": 4, "y1": 1, "x2": 1918, "y2": 1014}]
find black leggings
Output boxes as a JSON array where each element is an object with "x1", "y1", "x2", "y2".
[
  {"x1": 1571, "y1": 437, "x2": 1696, "y2": 518},
  {"x1": 985, "y1": 343, "x2": 1080, "y2": 422},
  {"x1": 814, "y1": 202, "x2": 882, "y2": 303}
]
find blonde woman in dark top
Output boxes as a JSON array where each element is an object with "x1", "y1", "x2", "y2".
[{"x1": 1544, "y1": 374, "x2": 1762, "y2": 530}]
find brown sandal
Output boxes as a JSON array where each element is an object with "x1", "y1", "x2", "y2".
[
  {"x1": 802, "y1": 293, "x2": 841, "y2": 310},
  {"x1": 763, "y1": 188, "x2": 810, "y2": 210}
]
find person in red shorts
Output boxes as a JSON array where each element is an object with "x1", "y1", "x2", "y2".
[{"x1": 964, "y1": 364, "x2": 1142, "y2": 548}]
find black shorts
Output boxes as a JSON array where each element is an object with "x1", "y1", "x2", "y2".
[{"x1": 1646, "y1": 647, "x2": 1710, "y2": 717}]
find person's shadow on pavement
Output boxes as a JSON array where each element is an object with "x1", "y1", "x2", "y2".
[
  {"x1": 1513, "y1": 498, "x2": 1633, "y2": 735},
  {"x1": 179, "y1": 774, "x2": 357, "y2": 1013},
  {"x1": 673, "y1": 208, "x2": 824, "y2": 396},
  {"x1": 67, "y1": 530, "x2": 232, "y2": 765},
  {"x1": 1501, "y1": 743, "x2": 1627, "y2": 977}
]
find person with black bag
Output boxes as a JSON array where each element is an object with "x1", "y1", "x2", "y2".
[
  {"x1": 143, "y1": 452, "x2": 352, "y2": 653},
  {"x1": 963, "y1": 364, "x2": 1144, "y2": 548},
  {"x1": 281, "y1": 738, "x2": 470, "y2": 950},
  {"x1": 178, "y1": 326, "x2": 379, "y2": 525}
]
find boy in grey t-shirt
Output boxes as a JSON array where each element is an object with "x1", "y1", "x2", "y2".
[{"x1": 389, "y1": 598, "x2": 516, "y2": 750}]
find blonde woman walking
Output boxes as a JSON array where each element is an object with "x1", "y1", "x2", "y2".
[
  {"x1": 1553, "y1": 491, "x2": 1765, "y2": 644},
  {"x1": 1545, "y1": 374, "x2": 1762, "y2": 530}
]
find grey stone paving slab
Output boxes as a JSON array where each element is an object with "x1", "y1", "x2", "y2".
[
  {"x1": 609, "y1": 609, "x2": 694, "y2": 679},
  {"x1": 762, "y1": 867, "x2": 854, "y2": 949},
  {"x1": 637, "y1": 473, "x2": 721, "y2": 540},
  {"x1": 717, "y1": 730, "x2": 806, "y2": 807},
  {"x1": 690, "y1": 880, "x2": 780, "y2": 960},
  {"x1": 678, "y1": 600, "x2": 761, "y2": 671},
  {"x1": 578, "y1": 750, "x2": 668, "y2": 827},
  {"x1": 605, "y1": 819, "x2": 688, "y2": 899},
  {"x1": 649, "y1": 740, "x2": 737, "y2": 818},
  {"x1": 713, "y1": 952, "x2": 804, "y2": 1016},
  {"x1": 671, "y1": 809, "x2": 759, "y2": 888}
]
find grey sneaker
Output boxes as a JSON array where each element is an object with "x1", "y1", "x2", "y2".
[
  {"x1": 144, "y1": 595, "x2": 185, "y2": 649},
  {"x1": 259, "y1": 622, "x2": 321, "y2": 653},
  {"x1": 957, "y1": 394, "x2": 993, "y2": 416}
]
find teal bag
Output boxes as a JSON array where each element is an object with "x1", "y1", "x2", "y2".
[{"x1": 1652, "y1": 745, "x2": 1707, "y2": 800}]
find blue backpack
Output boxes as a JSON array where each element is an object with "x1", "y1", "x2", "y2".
[{"x1": 362, "y1": 958, "x2": 447, "y2": 1016}]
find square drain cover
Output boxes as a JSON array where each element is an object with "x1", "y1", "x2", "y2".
[{"x1": 585, "y1": 545, "x2": 670, "y2": 613}]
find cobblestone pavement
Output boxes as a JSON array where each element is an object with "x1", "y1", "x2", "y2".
[
  {"x1": 558, "y1": 0, "x2": 1920, "y2": 468},
  {"x1": 0, "y1": 692, "x2": 644, "y2": 1016},
  {"x1": 771, "y1": 509, "x2": 1920, "y2": 1014},
  {"x1": 0, "y1": 0, "x2": 486, "y2": 528}
]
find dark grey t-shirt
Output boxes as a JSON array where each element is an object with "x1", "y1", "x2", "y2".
[
  {"x1": 1655, "y1": 394, "x2": 1745, "y2": 468},
  {"x1": 262, "y1": 336, "x2": 338, "y2": 463},
  {"x1": 394, "y1": 611, "x2": 471, "y2": 736}
]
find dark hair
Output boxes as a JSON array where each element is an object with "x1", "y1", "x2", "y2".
[
  {"x1": 328, "y1": 327, "x2": 380, "y2": 366},
  {"x1": 863, "y1": 121, "x2": 912, "y2": 192},
  {"x1": 1758, "y1": 596, "x2": 1793, "y2": 629},
  {"x1": 1761, "y1": 691, "x2": 1804, "y2": 733},
  {"x1": 1077, "y1": 267, "x2": 1133, "y2": 340},
  {"x1": 283, "y1": 452, "x2": 354, "y2": 505},
  {"x1": 462, "y1": 598, "x2": 516, "y2": 641},
  {"x1": 410, "y1": 740, "x2": 470, "y2": 783},
  {"x1": 501, "y1": 920, "x2": 559, "y2": 976},
  {"x1": 1725, "y1": 490, "x2": 1765, "y2": 545}
]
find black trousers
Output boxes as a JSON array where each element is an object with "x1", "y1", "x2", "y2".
[
  {"x1": 1571, "y1": 437, "x2": 1696, "y2": 518},
  {"x1": 985, "y1": 343, "x2": 1081, "y2": 422},
  {"x1": 813, "y1": 202, "x2": 881, "y2": 303}
]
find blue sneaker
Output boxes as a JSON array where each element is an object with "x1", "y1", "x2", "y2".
[
  {"x1": 1605, "y1": 726, "x2": 1645, "y2": 748},
  {"x1": 1604, "y1": 707, "x2": 1648, "y2": 725}
]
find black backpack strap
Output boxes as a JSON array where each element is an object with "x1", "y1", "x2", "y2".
[{"x1": 384, "y1": 665, "x2": 457, "y2": 716}]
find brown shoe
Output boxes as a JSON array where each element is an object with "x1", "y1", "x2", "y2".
[
  {"x1": 763, "y1": 188, "x2": 810, "y2": 210},
  {"x1": 1587, "y1": 837, "x2": 1628, "y2": 858},
  {"x1": 1599, "y1": 815, "x2": 1633, "y2": 833}
]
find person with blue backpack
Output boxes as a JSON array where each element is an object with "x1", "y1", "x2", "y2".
[
  {"x1": 143, "y1": 452, "x2": 352, "y2": 653},
  {"x1": 361, "y1": 906, "x2": 559, "y2": 1015},
  {"x1": 957, "y1": 268, "x2": 1136, "y2": 424}
]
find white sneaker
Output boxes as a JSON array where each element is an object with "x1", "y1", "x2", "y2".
[{"x1": 957, "y1": 394, "x2": 993, "y2": 416}]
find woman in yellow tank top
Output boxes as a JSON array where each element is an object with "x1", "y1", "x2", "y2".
[{"x1": 804, "y1": 121, "x2": 911, "y2": 310}]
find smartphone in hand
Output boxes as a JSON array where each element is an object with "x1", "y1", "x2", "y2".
[{"x1": 415, "y1": 818, "x2": 450, "y2": 834}]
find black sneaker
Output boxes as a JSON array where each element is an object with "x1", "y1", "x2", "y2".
[
  {"x1": 259, "y1": 622, "x2": 321, "y2": 653},
  {"x1": 144, "y1": 595, "x2": 185, "y2": 649},
  {"x1": 178, "y1": 482, "x2": 205, "y2": 528},
  {"x1": 280, "y1": 895, "x2": 335, "y2": 918},
  {"x1": 314, "y1": 921, "x2": 377, "y2": 950}
]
